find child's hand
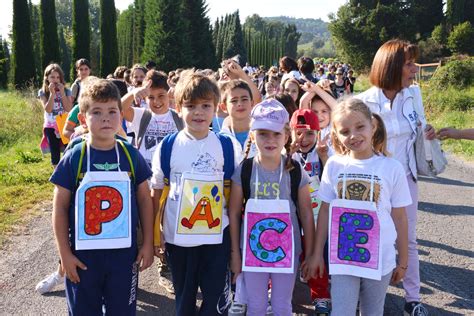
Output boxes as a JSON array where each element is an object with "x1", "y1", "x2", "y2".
[
  {"x1": 290, "y1": 132, "x2": 305, "y2": 154},
  {"x1": 61, "y1": 252, "x2": 87, "y2": 283},
  {"x1": 391, "y1": 265, "x2": 407, "y2": 285},
  {"x1": 317, "y1": 79, "x2": 332, "y2": 91},
  {"x1": 300, "y1": 81, "x2": 315, "y2": 93},
  {"x1": 230, "y1": 250, "x2": 242, "y2": 284},
  {"x1": 224, "y1": 60, "x2": 246, "y2": 80},
  {"x1": 306, "y1": 254, "x2": 326, "y2": 279},
  {"x1": 133, "y1": 80, "x2": 152, "y2": 105},
  {"x1": 136, "y1": 243, "x2": 154, "y2": 272},
  {"x1": 316, "y1": 132, "x2": 329, "y2": 159},
  {"x1": 56, "y1": 83, "x2": 65, "y2": 93},
  {"x1": 48, "y1": 82, "x2": 57, "y2": 93},
  {"x1": 424, "y1": 124, "x2": 436, "y2": 140}
]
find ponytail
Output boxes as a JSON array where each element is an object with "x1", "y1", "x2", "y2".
[{"x1": 371, "y1": 113, "x2": 389, "y2": 156}]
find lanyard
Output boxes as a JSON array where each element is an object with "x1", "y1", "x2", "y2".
[
  {"x1": 254, "y1": 157, "x2": 284, "y2": 200},
  {"x1": 86, "y1": 141, "x2": 121, "y2": 172}
]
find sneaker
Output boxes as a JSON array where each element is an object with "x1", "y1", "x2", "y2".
[
  {"x1": 314, "y1": 298, "x2": 331, "y2": 315},
  {"x1": 265, "y1": 303, "x2": 273, "y2": 316},
  {"x1": 35, "y1": 271, "x2": 64, "y2": 294},
  {"x1": 404, "y1": 302, "x2": 429, "y2": 316},
  {"x1": 158, "y1": 262, "x2": 175, "y2": 294},
  {"x1": 228, "y1": 302, "x2": 246, "y2": 316}
]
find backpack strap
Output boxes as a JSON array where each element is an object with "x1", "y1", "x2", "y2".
[
  {"x1": 117, "y1": 139, "x2": 136, "y2": 183},
  {"x1": 289, "y1": 159, "x2": 301, "y2": 207},
  {"x1": 170, "y1": 109, "x2": 184, "y2": 131},
  {"x1": 136, "y1": 109, "x2": 153, "y2": 149},
  {"x1": 159, "y1": 132, "x2": 180, "y2": 184}
]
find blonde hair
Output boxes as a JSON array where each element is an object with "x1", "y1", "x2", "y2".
[
  {"x1": 331, "y1": 97, "x2": 389, "y2": 156},
  {"x1": 174, "y1": 69, "x2": 220, "y2": 111},
  {"x1": 244, "y1": 124, "x2": 295, "y2": 170}
]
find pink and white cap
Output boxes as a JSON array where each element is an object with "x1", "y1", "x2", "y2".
[{"x1": 250, "y1": 99, "x2": 289, "y2": 132}]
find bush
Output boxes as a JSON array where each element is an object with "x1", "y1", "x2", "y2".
[
  {"x1": 417, "y1": 38, "x2": 444, "y2": 63},
  {"x1": 423, "y1": 86, "x2": 474, "y2": 112},
  {"x1": 447, "y1": 22, "x2": 474, "y2": 55},
  {"x1": 429, "y1": 57, "x2": 474, "y2": 90}
]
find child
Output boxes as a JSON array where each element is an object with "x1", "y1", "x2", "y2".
[
  {"x1": 151, "y1": 70, "x2": 240, "y2": 316},
  {"x1": 282, "y1": 77, "x2": 302, "y2": 106},
  {"x1": 121, "y1": 70, "x2": 183, "y2": 167},
  {"x1": 306, "y1": 98, "x2": 410, "y2": 315},
  {"x1": 38, "y1": 63, "x2": 73, "y2": 166},
  {"x1": 50, "y1": 79, "x2": 154, "y2": 314},
  {"x1": 300, "y1": 81, "x2": 338, "y2": 161},
  {"x1": 70, "y1": 58, "x2": 91, "y2": 104},
  {"x1": 219, "y1": 79, "x2": 254, "y2": 150},
  {"x1": 229, "y1": 99, "x2": 315, "y2": 316},
  {"x1": 290, "y1": 109, "x2": 332, "y2": 314}
]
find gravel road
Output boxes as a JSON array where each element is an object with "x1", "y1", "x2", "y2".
[{"x1": 0, "y1": 155, "x2": 472, "y2": 315}]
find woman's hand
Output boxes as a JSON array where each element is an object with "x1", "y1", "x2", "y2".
[{"x1": 424, "y1": 124, "x2": 436, "y2": 140}]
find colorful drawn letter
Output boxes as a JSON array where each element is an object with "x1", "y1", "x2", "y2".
[
  {"x1": 249, "y1": 218, "x2": 287, "y2": 263},
  {"x1": 181, "y1": 196, "x2": 220, "y2": 229},
  {"x1": 338, "y1": 212, "x2": 373, "y2": 262},
  {"x1": 84, "y1": 186, "x2": 123, "y2": 235}
]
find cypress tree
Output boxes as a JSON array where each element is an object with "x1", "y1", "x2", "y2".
[
  {"x1": 117, "y1": 6, "x2": 134, "y2": 66},
  {"x1": 215, "y1": 17, "x2": 224, "y2": 62},
  {"x1": 40, "y1": 0, "x2": 61, "y2": 69},
  {"x1": 99, "y1": 0, "x2": 118, "y2": 77},
  {"x1": 2, "y1": 39, "x2": 11, "y2": 85},
  {"x1": 29, "y1": 1, "x2": 42, "y2": 83},
  {"x1": 224, "y1": 11, "x2": 247, "y2": 63},
  {"x1": 12, "y1": 0, "x2": 36, "y2": 88},
  {"x1": 58, "y1": 26, "x2": 71, "y2": 82},
  {"x1": 0, "y1": 36, "x2": 7, "y2": 88},
  {"x1": 72, "y1": 0, "x2": 90, "y2": 75},
  {"x1": 132, "y1": 0, "x2": 145, "y2": 63},
  {"x1": 142, "y1": 0, "x2": 189, "y2": 71},
  {"x1": 212, "y1": 18, "x2": 220, "y2": 49}
]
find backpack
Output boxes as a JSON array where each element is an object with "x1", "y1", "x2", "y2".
[
  {"x1": 70, "y1": 137, "x2": 137, "y2": 188},
  {"x1": 136, "y1": 109, "x2": 184, "y2": 149},
  {"x1": 240, "y1": 157, "x2": 301, "y2": 210},
  {"x1": 154, "y1": 131, "x2": 235, "y2": 246}
]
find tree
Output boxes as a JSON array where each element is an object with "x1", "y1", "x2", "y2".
[
  {"x1": 58, "y1": 26, "x2": 71, "y2": 81},
  {"x1": 181, "y1": 0, "x2": 217, "y2": 69},
  {"x1": 142, "y1": 0, "x2": 189, "y2": 71},
  {"x1": 72, "y1": 0, "x2": 90, "y2": 75},
  {"x1": 12, "y1": 0, "x2": 36, "y2": 88},
  {"x1": 29, "y1": 1, "x2": 42, "y2": 82},
  {"x1": 409, "y1": 0, "x2": 444, "y2": 39},
  {"x1": 0, "y1": 36, "x2": 8, "y2": 88},
  {"x1": 40, "y1": 0, "x2": 61, "y2": 69},
  {"x1": 447, "y1": 21, "x2": 474, "y2": 55},
  {"x1": 117, "y1": 6, "x2": 134, "y2": 66},
  {"x1": 99, "y1": 0, "x2": 118, "y2": 77},
  {"x1": 223, "y1": 11, "x2": 247, "y2": 63},
  {"x1": 432, "y1": 24, "x2": 448, "y2": 46},
  {"x1": 132, "y1": 0, "x2": 145, "y2": 63},
  {"x1": 329, "y1": 2, "x2": 415, "y2": 71}
]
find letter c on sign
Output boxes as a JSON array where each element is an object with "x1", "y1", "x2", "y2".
[
  {"x1": 84, "y1": 186, "x2": 123, "y2": 235},
  {"x1": 249, "y1": 218, "x2": 287, "y2": 263}
]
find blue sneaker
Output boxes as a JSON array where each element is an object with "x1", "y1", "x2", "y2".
[{"x1": 314, "y1": 298, "x2": 331, "y2": 315}]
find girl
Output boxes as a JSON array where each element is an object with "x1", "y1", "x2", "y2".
[
  {"x1": 333, "y1": 69, "x2": 350, "y2": 99},
  {"x1": 229, "y1": 99, "x2": 315, "y2": 316},
  {"x1": 282, "y1": 77, "x2": 303, "y2": 107},
  {"x1": 306, "y1": 98, "x2": 410, "y2": 316},
  {"x1": 63, "y1": 59, "x2": 92, "y2": 140},
  {"x1": 38, "y1": 63, "x2": 72, "y2": 166}
]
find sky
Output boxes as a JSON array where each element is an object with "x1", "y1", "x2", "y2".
[{"x1": 1, "y1": 0, "x2": 346, "y2": 40}]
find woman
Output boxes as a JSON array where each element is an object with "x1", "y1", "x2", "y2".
[
  {"x1": 279, "y1": 56, "x2": 301, "y2": 83},
  {"x1": 356, "y1": 39, "x2": 435, "y2": 316}
]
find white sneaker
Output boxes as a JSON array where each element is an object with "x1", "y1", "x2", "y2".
[{"x1": 35, "y1": 271, "x2": 63, "y2": 294}]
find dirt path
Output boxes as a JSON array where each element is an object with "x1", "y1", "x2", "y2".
[{"x1": 0, "y1": 155, "x2": 473, "y2": 315}]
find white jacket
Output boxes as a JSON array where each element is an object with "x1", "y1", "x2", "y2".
[{"x1": 356, "y1": 85, "x2": 427, "y2": 180}]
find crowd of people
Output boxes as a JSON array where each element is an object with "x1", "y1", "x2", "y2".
[{"x1": 34, "y1": 38, "x2": 467, "y2": 316}]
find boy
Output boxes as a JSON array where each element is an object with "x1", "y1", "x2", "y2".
[
  {"x1": 219, "y1": 79, "x2": 254, "y2": 150},
  {"x1": 51, "y1": 79, "x2": 154, "y2": 315},
  {"x1": 290, "y1": 109, "x2": 332, "y2": 315},
  {"x1": 121, "y1": 70, "x2": 183, "y2": 167},
  {"x1": 151, "y1": 70, "x2": 240, "y2": 316}
]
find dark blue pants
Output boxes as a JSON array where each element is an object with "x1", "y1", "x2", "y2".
[
  {"x1": 65, "y1": 246, "x2": 138, "y2": 316},
  {"x1": 166, "y1": 228, "x2": 231, "y2": 316}
]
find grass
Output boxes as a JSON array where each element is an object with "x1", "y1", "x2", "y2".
[{"x1": 0, "y1": 90, "x2": 54, "y2": 244}]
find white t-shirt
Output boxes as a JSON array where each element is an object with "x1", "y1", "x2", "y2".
[
  {"x1": 151, "y1": 131, "x2": 241, "y2": 247},
  {"x1": 320, "y1": 126, "x2": 335, "y2": 157},
  {"x1": 318, "y1": 154, "x2": 412, "y2": 275},
  {"x1": 131, "y1": 108, "x2": 178, "y2": 166}
]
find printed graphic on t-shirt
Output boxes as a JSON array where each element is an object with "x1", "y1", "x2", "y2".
[
  {"x1": 143, "y1": 119, "x2": 177, "y2": 151},
  {"x1": 191, "y1": 153, "x2": 219, "y2": 173},
  {"x1": 336, "y1": 173, "x2": 381, "y2": 205},
  {"x1": 304, "y1": 161, "x2": 320, "y2": 178},
  {"x1": 256, "y1": 181, "x2": 280, "y2": 198}
]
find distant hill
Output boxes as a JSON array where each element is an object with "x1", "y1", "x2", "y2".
[{"x1": 262, "y1": 16, "x2": 329, "y2": 44}]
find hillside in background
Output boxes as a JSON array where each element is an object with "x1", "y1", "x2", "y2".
[{"x1": 262, "y1": 16, "x2": 329, "y2": 44}]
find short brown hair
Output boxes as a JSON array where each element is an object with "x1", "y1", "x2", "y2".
[
  {"x1": 219, "y1": 79, "x2": 253, "y2": 103},
  {"x1": 369, "y1": 39, "x2": 419, "y2": 91},
  {"x1": 113, "y1": 66, "x2": 128, "y2": 79},
  {"x1": 145, "y1": 70, "x2": 169, "y2": 91},
  {"x1": 80, "y1": 79, "x2": 122, "y2": 113},
  {"x1": 174, "y1": 69, "x2": 220, "y2": 111}
]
